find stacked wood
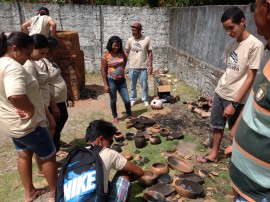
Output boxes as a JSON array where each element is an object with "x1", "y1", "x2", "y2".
[
  {"x1": 52, "y1": 31, "x2": 85, "y2": 100},
  {"x1": 187, "y1": 97, "x2": 211, "y2": 118}
]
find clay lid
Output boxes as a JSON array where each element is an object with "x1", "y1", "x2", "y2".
[
  {"x1": 167, "y1": 156, "x2": 193, "y2": 173},
  {"x1": 174, "y1": 178, "x2": 204, "y2": 199}
]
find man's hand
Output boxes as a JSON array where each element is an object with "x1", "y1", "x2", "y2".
[
  {"x1": 148, "y1": 67, "x2": 153, "y2": 75},
  {"x1": 223, "y1": 103, "x2": 236, "y2": 118},
  {"x1": 104, "y1": 85, "x2": 110, "y2": 93},
  {"x1": 51, "y1": 105, "x2": 61, "y2": 120},
  {"x1": 16, "y1": 109, "x2": 33, "y2": 119}
]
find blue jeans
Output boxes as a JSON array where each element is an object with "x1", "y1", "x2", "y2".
[
  {"x1": 107, "y1": 78, "x2": 131, "y2": 118},
  {"x1": 128, "y1": 68, "x2": 148, "y2": 102}
]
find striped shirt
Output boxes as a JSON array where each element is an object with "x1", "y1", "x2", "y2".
[{"x1": 230, "y1": 59, "x2": 270, "y2": 202}]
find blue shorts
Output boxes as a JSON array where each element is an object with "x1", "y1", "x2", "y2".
[
  {"x1": 108, "y1": 176, "x2": 131, "y2": 202},
  {"x1": 12, "y1": 126, "x2": 56, "y2": 160},
  {"x1": 210, "y1": 93, "x2": 244, "y2": 130}
]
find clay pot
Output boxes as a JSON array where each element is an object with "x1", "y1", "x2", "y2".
[
  {"x1": 151, "y1": 124, "x2": 161, "y2": 133},
  {"x1": 122, "y1": 152, "x2": 133, "y2": 161},
  {"x1": 147, "y1": 183, "x2": 175, "y2": 197},
  {"x1": 144, "y1": 133, "x2": 151, "y2": 141},
  {"x1": 158, "y1": 173, "x2": 173, "y2": 184},
  {"x1": 149, "y1": 135, "x2": 161, "y2": 145},
  {"x1": 134, "y1": 123, "x2": 145, "y2": 130},
  {"x1": 111, "y1": 144, "x2": 122, "y2": 153},
  {"x1": 125, "y1": 132, "x2": 135, "y2": 141},
  {"x1": 143, "y1": 191, "x2": 165, "y2": 202},
  {"x1": 138, "y1": 170, "x2": 157, "y2": 187},
  {"x1": 150, "y1": 162, "x2": 169, "y2": 176},
  {"x1": 167, "y1": 156, "x2": 193, "y2": 173},
  {"x1": 173, "y1": 178, "x2": 204, "y2": 199},
  {"x1": 114, "y1": 131, "x2": 124, "y2": 142},
  {"x1": 198, "y1": 169, "x2": 209, "y2": 179},
  {"x1": 134, "y1": 135, "x2": 146, "y2": 148},
  {"x1": 160, "y1": 128, "x2": 170, "y2": 137}
]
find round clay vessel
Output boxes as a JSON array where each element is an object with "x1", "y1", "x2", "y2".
[
  {"x1": 125, "y1": 132, "x2": 135, "y2": 141},
  {"x1": 134, "y1": 134, "x2": 146, "y2": 148},
  {"x1": 158, "y1": 173, "x2": 173, "y2": 184},
  {"x1": 150, "y1": 162, "x2": 169, "y2": 176},
  {"x1": 179, "y1": 173, "x2": 204, "y2": 184},
  {"x1": 149, "y1": 135, "x2": 161, "y2": 145},
  {"x1": 111, "y1": 144, "x2": 122, "y2": 153},
  {"x1": 143, "y1": 190, "x2": 165, "y2": 202},
  {"x1": 138, "y1": 170, "x2": 157, "y2": 187},
  {"x1": 151, "y1": 124, "x2": 161, "y2": 133},
  {"x1": 160, "y1": 128, "x2": 170, "y2": 137},
  {"x1": 198, "y1": 169, "x2": 209, "y2": 179},
  {"x1": 134, "y1": 123, "x2": 145, "y2": 130},
  {"x1": 122, "y1": 152, "x2": 133, "y2": 161},
  {"x1": 114, "y1": 131, "x2": 124, "y2": 142},
  {"x1": 174, "y1": 178, "x2": 204, "y2": 199},
  {"x1": 167, "y1": 155, "x2": 193, "y2": 173}
]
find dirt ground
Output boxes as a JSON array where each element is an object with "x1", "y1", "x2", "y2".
[{"x1": 0, "y1": 73, "x2": 233, "y2": 202}]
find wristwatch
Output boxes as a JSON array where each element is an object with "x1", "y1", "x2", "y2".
[{"x1": 232, "y1": 101, "x2": 239, "y2": 108}]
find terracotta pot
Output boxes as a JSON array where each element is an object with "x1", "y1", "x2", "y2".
[
  {"x1": 134, "y1": 135, "x2": 146, "y2": 148},
  {"x1": 150, "y1": 162, "x2": 169, "y2": 176},
  {"x1": 134, "y1": 123, "x2": 145, "y2": 130},
  {"x1": 167, "y1": 155, "x2": 193, "y2": 173},
  {"x1": 147, "y1": 182, "x2": 175, "y2": 197},
  {"x1": 143, "y1": 191, "x2": 165, "y2": 202},
  {"x1": 151, "y1": 124, "x2": 161, "y2": 133},
  {"x1": 122, "y1": 152, "x2": 133, "y2": 161},
  {"x1": 158, "y1": 173, "x2": 173, "y2": 184},
  {"x1": 179, "y1": 173, "x2": 204, "y2": 184},
  {"x1": 173, "y1": 178, "x2": 204, "y2": 199},
  {"x1": 138, "y1": 170, "x2": 157, "y2": 187},
  {"x1": 198, "y1": 169, "x2": 209, "y2": 179},
  {"x1": 160, "y1": 128, "x2": 170, "y2": 137},
  {"x1": 114, "y1": 131, "x2": 124, "y2": 142},
  {"x1": 111, "y1": 144, "x2": 122, "y2": 153},
  {"x1": 125, "y1": 132, "x2": 135, "y2": 141},
  {"x1": 149, "y1": 135, "x2": 161, "y2": 145}
]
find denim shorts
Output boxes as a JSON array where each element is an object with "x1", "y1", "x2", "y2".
[
  {"x1": 12, "y1": 126, "x2": 56, "y2": 160},
  {"x1": 210, "y1": 93, "x2": 244, "y2": 130}
]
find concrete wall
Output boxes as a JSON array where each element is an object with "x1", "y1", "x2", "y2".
[{"x1": 0, "y1": 3, "x2": 269, "y2": 96}]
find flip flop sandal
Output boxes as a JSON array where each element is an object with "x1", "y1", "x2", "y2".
[
  {"x1": 196, "y1": 155, "x2": 218, "y2": 164},
  {"x1": 25, "y1": 188, "x2": 48, "y2": 202}
]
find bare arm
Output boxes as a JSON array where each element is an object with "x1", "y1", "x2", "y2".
[
  {"x1": 223, "y1": 69, "x2": 257, "y2": 117},
  {"x1": 50, "y1": 98, "x2": 60, "y2": 120},
  {"x1": 21, "y1": 19, "x2": 32, "y2": 35},
  {"x1": 101, "y1": 56, "x2": 109, "y2": 93},
  {"x1": 148, "y1": 50, "x2": 153, "y2": 74},
  {"x1": 48, "y1": 19, "x2": 56, "y2": 37},
  {"x1": 121, "y1": 161, "x2": 144, "y2": 182},
  {"x1": 9, "y1": 95, "x2": 34, "y2": 119},
  {"x1": 45, "y1": 106, "x2": 56, "y2": 137}
]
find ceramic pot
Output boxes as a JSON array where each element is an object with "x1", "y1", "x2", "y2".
[
  {"x1": 151, "y1": 124, "x2": 161, "y2": 133},
  {"x1": 111, "y1": 144, "x2": 122, "y2": 153},
  {"x1": 135, "y1": 123, "x2": 145, "y2": 130},
  {"x1": 158, "y1": 173, "x2": 173, "y2": 184},
  {"x1": 114, "y1": 131, "x2": 124, "y2": 142},
  {"x1": 134, "y1": 135, "x2": 146, "y2": 148},
  {"x1": 125, "y1": 132, "x2": 135, "y2": 141},
  {"x1": 122, "y1": 152, "x2": 133, "y2": 161},
  {"x1": 173, "y1": 178, "x2": 204, "y2": 199},
  {"x1": 198, "y1": 169, "x2": 209, "y2": 179},
  {"x1": 149, "y1": 135, "x2": 161, "y2": 145},
  {"x1": 143, "y1": 191, "x2": 165, "y2": 202},
  {"x1": 150, "y1": 162, "x2": 169, "y2": 176},
  {"x1": 179, "y1": 173, "x2": 204, "y2": 184},
  {"x1": 138, "y1": 170, "x2": 157, "y2": 187},
  {"x1": 150, "y1": 98, "x2": 163, "y2": 110},
  {"x1": 160, "y1": 128, "x2": 170, "y2": 137},
  {"x1": 167, "y1": 155, "x2": 193, "y2": 173}
]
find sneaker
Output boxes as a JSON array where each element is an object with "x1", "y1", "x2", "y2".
[
  {"x1": 143, "y1": 101, "x2": 149, "y2": 106},
  {"x1": 113, "y1": 118, "x2": 119, "y2": 124},
  {"x1": 131, "y1": 101, "x2": 136, "y2": 107}
]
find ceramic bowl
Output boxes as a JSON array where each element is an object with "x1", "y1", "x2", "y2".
[
  {"x1": 111, "y1": 144, "x2": 122, "y2": 153},
  {"x1": 198, "y1": 169, "x2": 209, "y2": 179},
  {"x1": 160, "y1": 128, "x2": 170, "y2": 137},
  {"x1": 149, "y1": 135, "x2": 161, "y2": 145},
  {"x1": 143, "y1": 190, "x2": 165, "y2": 202},
  {"x1": 147, "y1": 182, "x2": 175, "y2": 197},
  {"x1": 179, "y1": 173, "x2": 204, "y2": 184},
  {"x1": 167, "y1": 155, "x2": 193, "y2": 173},
  {"x1": 125, "y1": 132, "x2": 135, "y2": 141},
  {"x1": 151, "y1": 124, "x2": 161, "y2": 133},
  {"x1": 134, "y1": 123, "x2": 145, "y2": 130},
  {"x1": 122, "y1": 152, "x2": 133, "y2": 161},
  {"x1": 158, "y1": 173, "x2": 173, "y2": 184},
  {"x1": 138, "y1": 170, "x2": 157, "y2": 187},
  {"x1": 174, "y1": 178, "x2": 204, "y2": 199},
  {"x1": 114, "y1": 131, "x2": 124, "y2": 142},
  {"x1": 150, "y1": 162, "x2": 169, "y2": 176}
]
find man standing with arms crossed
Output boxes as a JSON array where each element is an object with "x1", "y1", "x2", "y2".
[
  {"x1": 197, "y1": 6, "x2": 264, "y2": 163},
  {"x1": 125, "y1": 22, "x2": 153, "y2": 107}
]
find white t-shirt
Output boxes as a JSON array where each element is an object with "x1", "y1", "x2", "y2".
[
  {"x1": 125, "y1": 35, "x2": 152, "y2": 69},
  {"x1": 0, "y1": 57, "x2": 47, "y2": 138},
  {"x1": 215, "y1": 34, "x2": 264, "y2": 103},
  {"x1": 29, "y1": 15, "x2": 52, "y2": 36}
]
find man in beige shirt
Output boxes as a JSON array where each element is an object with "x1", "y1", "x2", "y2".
[
  {"x1": 125, "y1": 22, "x2": 153, "y2": 107},
  {"x1": 197, "y1": 7, "x2": 264, "y2": 163}
]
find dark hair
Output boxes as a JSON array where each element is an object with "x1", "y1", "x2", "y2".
[
  {"x1": 31, "y1": 34, "x2": 49, "y2": 49},
  {"x1": 38, "y1": 7, "x2": 49, "y2": 16},
  {"x1": 47, "y1": 36, "x2": 58, "y2": 50},
  {"x1": 221, "y1": 6, "x2": 245, "y2": 24},
  {"x1": 0, "y1": 32, "x2": 34, "y2": 57},
  {"x1": 85, "y1": 119, "x2": 117, "y2": 142},
  {"x1": 106, "y1": 36, "x2": 123, "y2": 53}
]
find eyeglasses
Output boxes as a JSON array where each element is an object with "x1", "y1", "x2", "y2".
[{"x1": 250, "y1": 3, "x2": 256, "y2": 13}]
